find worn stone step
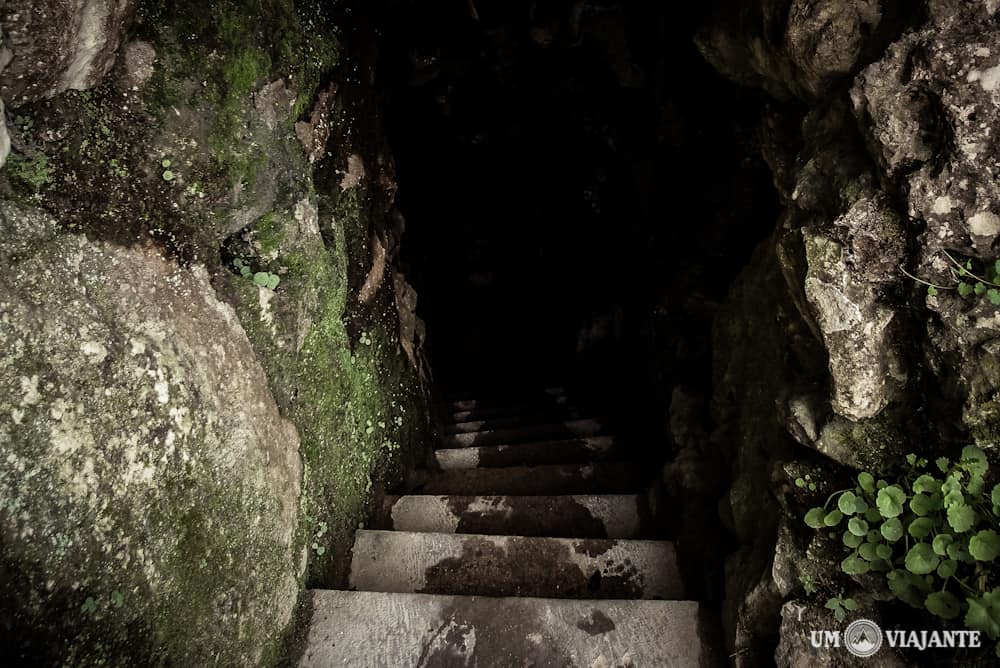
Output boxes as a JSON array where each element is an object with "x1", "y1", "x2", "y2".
[
  {"x1": 440, "y1": 418, "x2": 606, "y2": 448},
  {"x1": 408, "y1": 462, "x2": 645, "y2": 495},
  {"x1": 434, "y1": 436, "x2": 621, "y2": 470},
  {"x1": 442, "y1": 408, "x2": 586, "y2": 434},
  {"x1": 440, "y1": 386, "x2": 567, "y2": 413},
  {"x1": 299, "y1": 590, "x2": 722, "y2": 667},
  {"x1": 348, "y1": 530, "x2": 684, "y2": 600},
  {"x1": 375, "y1": 494, "x2": 648, "y2": 538},
  {"x1": 445, "y1": 400, "x2": 579, "y2": 425}
]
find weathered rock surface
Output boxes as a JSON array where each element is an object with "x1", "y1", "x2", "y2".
[
  {"x1": 0, "y1": 0, "x2": 138, "y2": 106},
  {"x1": 0, "y1": 1, "x2": 431, "y2": 663},
  {"x1": 701, "y1": 0, "x2": 1000, "y2": 663},
  {"x1": 775, "y1": 600, "x2": 907, "y2": 667},
  {"x1": 0, "y1": 201, "x2": 302, "y2": 665},
  {"x1": 696, "y1": 0, "x2": 901, "y2": 102}
]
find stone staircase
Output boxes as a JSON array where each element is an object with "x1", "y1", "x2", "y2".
[{"x1": 297, "y1": 387, "x2": 722, "y2": 667}]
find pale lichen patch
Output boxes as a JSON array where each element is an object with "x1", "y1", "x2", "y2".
[
  {"x1": 80, "y1": 340, "x2": 109, "y2": 364},
  {"x1": 969, "y1": 210, "x2": 1000, "y2": 236},
  {"x1": 20, "y1": 374, "x2": 41, "y2": 405}
]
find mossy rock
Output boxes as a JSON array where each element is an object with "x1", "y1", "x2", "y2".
[{"x1": 0, "y1": 201, "x2": 303, "y2": 665}]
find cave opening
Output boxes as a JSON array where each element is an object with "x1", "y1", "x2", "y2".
[{"x1": 375, "y1": 0, "x2": 781, "y2": 407}]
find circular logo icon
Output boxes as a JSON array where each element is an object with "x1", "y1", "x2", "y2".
[{"x1": 844, "y1": 619, "x2": 883, "y2": 658}]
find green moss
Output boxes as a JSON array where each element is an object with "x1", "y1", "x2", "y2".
[
  {"x1": 5, "y1": 153, "x2": 53, "y2": 192},
  {"x1": 254, "y1": 212, "x2": 285, "y2": 257},
  {"x1": 817, "y1": 413, "x2": 906, "y2": 473},
  {"x1": 965, "y1": 397, "x2": 1000, "y2": 448},
  {"x1": 227, "y1": 192, "x2": 424, "y2": 587}
]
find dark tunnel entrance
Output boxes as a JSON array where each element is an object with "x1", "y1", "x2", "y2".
[{"x1": 376, "y1": 0, "x2": 781, "y2": 401}]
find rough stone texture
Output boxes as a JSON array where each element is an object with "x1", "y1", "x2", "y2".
[
  {"x1": 300, "y1": 591, "x2": 723, "y2": 668},
  {"x1": 349, "y1": 530, "x2": 685, "y2": 600},
  {"x1": 0, "y1": 98, "x2": 8, "y2": 168},
  {"x1": 379, "y1": 494, "x2": 646, "y2": 538},
  {"x1": 851, "y1": 1, "x2": 1000, "y2": 450},
  {"x1": 701, "y1": 0, "x2": 1000, "y2": 663},
  {"x1": 0, "y1": 1, "x2": 431, "y2": 663},
  {"x1": 802, "y1": 222, "x2": 904, "y2": 421},
  {"x1": 0, "y1": 0, "x2": 138, "y2": 106},
  {"x1": 695, "y1": 0, "x2": 900, "y2": 102},
  {"x1": 0, "y1": 201, "x2": 302, "y2": 665},
  {"x1": 775, "y1": 600, "x2": 907, "y2": 667}
]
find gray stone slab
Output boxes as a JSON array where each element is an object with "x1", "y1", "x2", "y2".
[
  {"x1": 434, "y1": 436, "x2": 620, "y2": 470},
  {"x1": 298, "y1": 590, "x2": 723, "y2": 667},
  {"x1": 378, "y1": 494, "x2": 647, "y2": 538},
  {"x1": 410, "y1": 462, "x2": 645, "y2": 495},
  {"x1": 442, "y1": 408, "x2": 585, "y2": 434},
  {"x1": 441, "y1": 418, "x2": 606, "y2": 448},
  {"x1": 349, "y1": 530, "x2": 684, "y2": 599}
]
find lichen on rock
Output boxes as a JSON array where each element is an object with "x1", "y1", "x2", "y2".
[{"x1": 0, "y1": 200, "x2": 303, "y2": 665}]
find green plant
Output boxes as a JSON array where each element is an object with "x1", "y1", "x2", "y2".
[
  {"x1": 253, "y1": 271, "x2": 280, "y2": 290},
  {"x1": 902, "y1": 251, "x2": 1000, "y2": 305},
  {"x1": 803, "y1": 447, "x2": 1000, "y2": 656},
  {"x1": 233, "y1": 258, "x2": 253, "y2": 278},
  {"x1": 311, "y1": 521, "x2": 328, "y2": 556},
  {"x1": 795, "y1": 474, "x2": 818, "y2": 492},
  {"x1": 825, "y1": 596, "x2": 858, "y2": 622},
  {"x1": 232, "y1": 259, "x2": 280, "y2": 289},
  {"x1": 5, "y1": 153, "x2": 53, "y2": 191}
]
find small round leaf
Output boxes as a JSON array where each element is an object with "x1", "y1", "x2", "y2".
[
  {"x1": 933, "y1": 534, "x2": 955, "y2": 556},
  {"x1": 936, "y1": 559, "x2": 958, "y2": 578},
  {"x1": 848, "y1": 517, "x2": 869, "y2": 537},
  {"x1": 881, "y1": 517, "x2": 904, "y2": 542},
  {"x1": 858, "y1": 472, "x2": 876, "y2": 493},
  {"x1": 838, "y1": 491, "x2": 858, "y2": 515},
  {"x1": 925, "y1": 591, "x2": 962, "y2": 619},
  {"x1": 947, "y1": 503, "x2": 976, "y2": 533},
  {"x1": 877, "y1": 485, "x2": 906, "y2": 518},
  {"x1": 969, "y1": 530, "x2": 1000, "y2": 562},
  {"x1": 913, "y1": 474, "x2": 941, "y2": 494},
  {"x1": 905, "y1": 543, "x2": 940, "y2": 575},
  {"x1": 841, "y1": 554, "x2": 871, "y2": 576},
  {"x1": 804, "y1": 508, "x2": 826, "y2": 529},
  {"x1": 908, "y1": 517, "x2": 934, "y2": 539},
  {"x1": 823, "y1": 510, "x2": 844, "y2": 527},
  {"x1": 843, "y1": 531, "x2": 864, "y2": 549}
]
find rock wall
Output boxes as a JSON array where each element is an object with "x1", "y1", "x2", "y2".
[
  {"x1": 0, "y1": 1, "x2": 430, "y2": 664},
  {"x1": 699, "y1": 0, "x2": 1000, "y2": 664}
]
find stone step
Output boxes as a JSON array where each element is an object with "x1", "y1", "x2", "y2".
[
  {"x1": 434, "y1": 436, "x2": 621, "y2": 470},
  {"x1": 440, "y1": 386, "x2": 567, "y2": 413},
  {"x1": 299, "y1": 590, "x2": 722, "y2": 667},
  {"x1": 375, "y1": 494, "x2": 648, "y2": 538},
  {"x1": 439, "y1": 418, "x2": 606, "y2": 448},
  {"x1": 445, "y1": 400, "x2": 580, "y2": 425},
  {"x1": 442, "y1": 408, "x2": 586, "y2": 434},
  {"x1": 408, "y1": 462, "x2": 645, "y2": 495},
  {"x1": 348, "y1": 530, "x2": 685, "y2": 600}
]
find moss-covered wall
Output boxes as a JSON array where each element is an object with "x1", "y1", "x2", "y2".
[{"x1": 0, "y1": 0, "x2": 430, "y2": 663}]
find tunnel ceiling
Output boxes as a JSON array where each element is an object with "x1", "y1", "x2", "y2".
[{"x1": 374, "y1": 0, "x2": 780, "y2": 389}]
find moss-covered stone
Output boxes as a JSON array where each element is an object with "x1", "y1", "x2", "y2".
[
  {"x1": 0, "y1": 1, "x2": 429, "y2": 663},
  {"x1": 815, "y1": 413, "x2": 906, "y2": 473},
  {"x1": 0, "y1": 201, "x2": 303, "y2": 666}
]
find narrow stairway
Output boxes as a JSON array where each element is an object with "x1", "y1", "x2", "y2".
[{"x1": 298, "y1": 387, "x2": 722, "y2": 666}]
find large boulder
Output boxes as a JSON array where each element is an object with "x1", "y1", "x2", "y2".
[{"x1": 0, "y1": 201, "x2": 303, "y2": 665}]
